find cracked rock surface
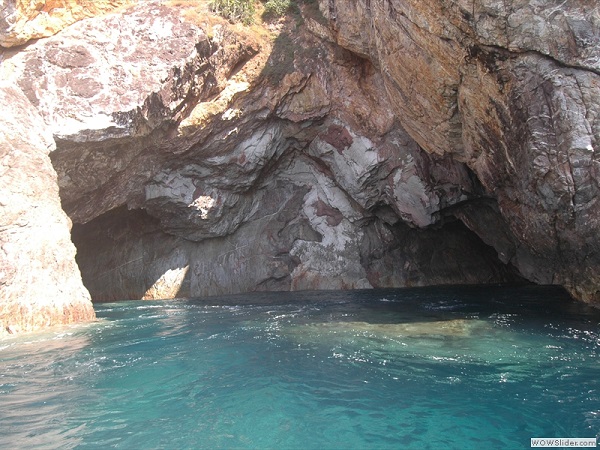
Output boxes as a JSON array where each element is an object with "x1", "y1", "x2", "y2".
[
  {"x1": 0, "y1": 84, "x2": 94, "y2": 335},
  {"x1": 1, "y1": 0, "x2": 599, "y2": 322},
  {"x1": 324, "y1": 0, "x2": 600, "y2": 302}
]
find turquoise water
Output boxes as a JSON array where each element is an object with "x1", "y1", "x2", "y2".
[{"x1": 1, "y1": 285, "x2": 599, "y2": 449}]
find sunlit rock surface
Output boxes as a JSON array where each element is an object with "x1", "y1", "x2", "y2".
[
  {"x1": 0, "y1": 0, "x2": 133, "y2": 47},
  {"x1": 1, "y1": 1, "x2": 261, "y2": 223},
  {"x1": 0, "y1": 84, "x2": 94, "y2": 335}
]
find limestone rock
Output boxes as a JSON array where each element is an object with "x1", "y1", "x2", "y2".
[
  {"x1": 0, "y1": 0, "x2": 133, "y2": 47},
  {"x1": 0, "y1": 84, "x2": 94, "y2": 335},
  {"x1": 459, "y1": 52, "x2": 600, "y2": 301},
  {"x1": 466, "y1": 0, "x2": 600, "y2": 71},
  {"x1": 3, "y1": 2, "x2": 221, "y2": 142}
]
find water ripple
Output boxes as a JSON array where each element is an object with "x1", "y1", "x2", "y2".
[{"x1": 1, "y1": 286, "x2": 598, "y2": 448}]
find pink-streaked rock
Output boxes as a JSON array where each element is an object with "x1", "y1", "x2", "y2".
[
  {"x1": 2, "y1": 2, "x2": 212, "y2": 143},
  {"x1": 66, "y1": 23, "x2": 519, "y2": 302},
  {"x1": 1, "y1": 1, "x2": 261, "y2": 225},
  {"x1": 321, "y1": 0, "x2": 600, "y2": 303}
]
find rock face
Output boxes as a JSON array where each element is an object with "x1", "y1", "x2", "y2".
[
  {"x1": 0, "y1": 0, "x2": 132, "y2": 47},
  {"x1": 1, "y1": 0, "x2": 599, "y2": 311},
  {"x1": 0, "y1": 84, "x2": 94, "y2": 335},
  {"x1": 322, "y1": 0, "x2": 600, "y2": 302},
  {"x1": 1, "y1": 2, "x2": 261, "y2": 222},
  {"x1": 27, "y1": 1, "x2": 517, "y2": 301}
]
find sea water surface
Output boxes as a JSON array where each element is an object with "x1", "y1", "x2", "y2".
[{"x1": 1, "y1": 285, "x2": 599, "y2": 449}]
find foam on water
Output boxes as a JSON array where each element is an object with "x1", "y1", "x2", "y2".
[{"x1": 0, "y1": 285, "x2": 599, "y2": 449}]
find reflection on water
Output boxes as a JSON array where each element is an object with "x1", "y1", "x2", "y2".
[{"x1": 0, "y1": 285, "x2": 599, "y2": 449}]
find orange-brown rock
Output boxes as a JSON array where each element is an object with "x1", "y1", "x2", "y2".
[{"x1": 0, "y1": 0, "x2": 134, "y2": 47}]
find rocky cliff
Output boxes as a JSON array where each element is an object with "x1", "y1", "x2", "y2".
[
  {"x1": 0, "y1": 0, "x2": 598, "y2": 332},
  {"x1": 0, "y1": 84, "x2": 95, "y2": 334},
  {"x1": 321, "y1": 0, "x2": 600, "y2": 302}
]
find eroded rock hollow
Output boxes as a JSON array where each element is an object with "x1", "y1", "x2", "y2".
[{"x1": 1, "y1": 0, "x2": 599, "y2": 332}]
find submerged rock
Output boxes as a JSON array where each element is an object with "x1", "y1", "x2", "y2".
[{"x1": 296, "y1": 319, "x2": 491, "y2": 338}]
